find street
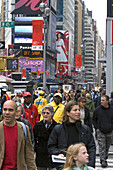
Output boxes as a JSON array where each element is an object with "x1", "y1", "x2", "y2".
[{"x1": 95, "y1": 143, "x2": 113, "y2": 169}]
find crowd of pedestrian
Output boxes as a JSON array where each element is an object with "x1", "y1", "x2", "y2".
[{"x1": 0, "y1": 86, "x2": 113, "y2": 170}]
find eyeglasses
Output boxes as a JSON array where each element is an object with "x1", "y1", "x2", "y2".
[{"x1": 42, "y1": 112, "x2": 51, "y2": 115}]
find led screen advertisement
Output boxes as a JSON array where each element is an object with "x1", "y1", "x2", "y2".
[
  {"x1": 19, "y1": 57, "x2": 43, "y2": 73},
  {"x1": 55, "y1": 30, "x2": 69, "y2": 76},
  {"x1": 14, "y1": 17, "x2": 43, "y2": 49},
  {"x1": 12, "y1": 0, "x2": 48, "y2": 14}
]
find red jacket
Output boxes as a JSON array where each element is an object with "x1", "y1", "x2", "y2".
[{"x1": 22, "y1": 103, "x2": 39, "y2": 129}]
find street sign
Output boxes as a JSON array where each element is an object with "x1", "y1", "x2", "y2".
[
  {"x1": 0, "y1": 41, "x2": 5, "y2": 49},
  {"x1": 1, "y1": 21, "x2": 15, "y2": 27}
]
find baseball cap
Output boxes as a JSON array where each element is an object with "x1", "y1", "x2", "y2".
[
  {"x1": 38, "y1": 91, "x2": 45, "y2": 95},
  {"x1": 23, "y1": 92, "x2": 31, "y2": 98},
  {"x1": 54, "y1": 93, "x2": 62, "y2": 98}
]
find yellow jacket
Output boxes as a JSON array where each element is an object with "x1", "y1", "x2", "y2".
[
  {"x1": 34, "y1": 96, "x2": 47, "y2": 115},
  {"x1": 40, "y1": 101, "x2": 64, "y2": 123}
]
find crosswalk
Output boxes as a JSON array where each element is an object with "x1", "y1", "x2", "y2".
[
  {"x1": 96, "y1": 156, "x2": 113, "y2": 170},
  {"x1": 95, "y1": 150, "x2": 113, "y2": 170},
  {"x1": 94, "y1": 134, "x2": 113, "y2": 169}
]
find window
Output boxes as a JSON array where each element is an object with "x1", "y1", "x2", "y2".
[
  {"x1": 57, "y1": 0, "x2": 63, "y2": 15},
  {"x1": 56, "y1": 25, "x2": 63, "y2": 30}
]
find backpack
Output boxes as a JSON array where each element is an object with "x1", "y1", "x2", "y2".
[{"x1": 18, "y1": 121, "x2": 27, "y2": 141}]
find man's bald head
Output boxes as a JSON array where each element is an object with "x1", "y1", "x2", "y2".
[{"x1": 3, "y1": 100, "x2": 17, "y2": 126}]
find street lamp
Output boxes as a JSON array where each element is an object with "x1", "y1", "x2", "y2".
[
  {"x1": 80, "y1": 38, "x2": 86, "y2": 67},
  {"x1": 32, "y1": 64, "x2": 40, "y2": 90},
  {"x1": 39, "y1": 0, "x2": 50, "y2": 90}
]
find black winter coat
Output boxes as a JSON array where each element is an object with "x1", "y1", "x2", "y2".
[
  {"x1": 84, "y1": 106, "x2": 93, "y2": 132},
  {"x1": 48, "y1": 121, "x2": 96, "y2": 168},
  {"x1": 33, "y1": 120, "x2": 57, "y2": 168},
  {"x1": 93, "y1": 105, "x2": 113, "y2": 133}
]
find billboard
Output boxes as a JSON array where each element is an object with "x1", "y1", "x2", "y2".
[
  {"x1": 55, "y1": 30, "x2": 69, "y2": 75},
  {"x1": 19, "y1": 57, "x2": 43, "y2": 73},
  {"x1": 48, "y1": 12, "x2": 56, "y2": 51},
  {"x1": 12, "y1": 0, "x2": 48, "y2": 14},
  {"x1": 32, "y1": 20, "x2": 43, "y2": 50},
  {"x1": 14, "y1": 17, "x2": 43, "y2": 49},
  {"x1": 75, "y1": 54, "x2": 82, "y2": 71}
]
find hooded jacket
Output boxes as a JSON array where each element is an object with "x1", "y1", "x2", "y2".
[
  {"x1": 22, "y1": 103, "x2": 39, "y2": 129},
  {"x1": 85, "y1": 98, "x2": 95, "y2": 118}
]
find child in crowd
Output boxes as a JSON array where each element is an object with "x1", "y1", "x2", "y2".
[{"x1": 64, "y1": 143, "x2": 96, "y2": 170}]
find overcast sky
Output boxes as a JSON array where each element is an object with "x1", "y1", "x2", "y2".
[
  {"x1": 0, "y1": 0, "x2": 107, "y2": 42},
  {"x1": 84, "y1": 0, "x2": 107, "y2": 43}
]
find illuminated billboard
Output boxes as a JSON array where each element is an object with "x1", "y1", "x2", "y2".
[
  {"x1": 14, "y1": 17, "x2": 44, "y2": 49},
  {"x1": 12, "y1": 0, "x2": 48, "y2": 14}
]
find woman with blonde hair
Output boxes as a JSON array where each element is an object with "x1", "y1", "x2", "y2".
[{"x1": 64, "y1": 143, "x2": 96, "y2": 170}]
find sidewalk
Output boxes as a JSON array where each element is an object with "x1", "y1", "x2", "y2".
[{"x1": 93, "y1": 129, "x2": 113, "y2": 155}]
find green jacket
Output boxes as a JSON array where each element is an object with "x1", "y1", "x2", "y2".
[{"x1": 85, "y1": 99, "x2": 95, "y2": 118}]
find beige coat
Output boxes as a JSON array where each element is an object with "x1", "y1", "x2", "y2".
[{"x1": 0, "y1": 121, "x2": 36, "y2": 170}]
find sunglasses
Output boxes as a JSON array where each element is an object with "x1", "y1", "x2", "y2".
[{"x1": 42, "y1": 112, "x2": 51, "y2": 115}]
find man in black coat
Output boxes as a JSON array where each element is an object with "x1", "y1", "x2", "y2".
[
  {"x1": 93, "y1": 95, "x2": 113, "y2": 168},
  {"x1": 48, "y1": 101, "x2": 96, "y2": 169}
]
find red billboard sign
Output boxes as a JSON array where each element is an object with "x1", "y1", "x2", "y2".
[
  {"x1": 75, "y1": 54, "x2": 82, "y2": 70},
  {"x1": 22, "y1": 68, "x2": 26, "y2": 79},
  {"x1": 32, "y1": 20, "x2": 43, "y2": 51}
]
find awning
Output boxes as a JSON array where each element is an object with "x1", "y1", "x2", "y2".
[
  {"x1": 0, "y1": 75, "x2": 14, "y2": 83},
  {"x1": 0, "y1": 83, "x2": 8, "y2": 89}
]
